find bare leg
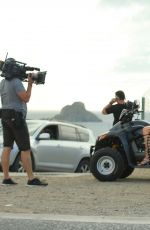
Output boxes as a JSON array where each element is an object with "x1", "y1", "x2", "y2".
[
  {"x1": 21, "y1": 150, "x2": 34, "y2": 180},
  {"x1": 138, "y1": 126, "x2": 150, "y2": 165},
  {"x1": 1, "y1": 147, "x2": 11, "y2": 179},
  {"x1": 143, "y1": 126, "x2": 150, "y2": 158}
]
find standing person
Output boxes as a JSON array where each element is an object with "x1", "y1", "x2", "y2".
[
  {"x1": 102, "y1": 90, "x2": 126, "y2": 125},
  {"x1": 138, "y1": 126, "x2": 150, "y2": 166},
  {"x1": 0, "y1": 58, "x2": 48, "y2": 186}
]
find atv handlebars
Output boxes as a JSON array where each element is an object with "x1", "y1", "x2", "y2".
[{"x1": 119, "y1": 100, "x2": 140, "y2": 123}]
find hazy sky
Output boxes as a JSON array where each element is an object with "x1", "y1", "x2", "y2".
[{"x1": 0, "y1": 0, "x2": 150, "y2": 111}]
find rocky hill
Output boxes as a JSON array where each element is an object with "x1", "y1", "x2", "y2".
[{"x1": 51, "y1": 102, "x2": 102, "y2": 122}]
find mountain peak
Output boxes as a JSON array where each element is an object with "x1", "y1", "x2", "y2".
[{"x1": 51, "y1": 102, "x2": 101, "y2": 122}]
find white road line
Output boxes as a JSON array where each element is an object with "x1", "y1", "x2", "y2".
[
  {"x1": 0, "y1": 172, "x2": 90, "y2": 177},
  {"x1": 0, "y1": 213, "x2": 150, "y2": 225}
]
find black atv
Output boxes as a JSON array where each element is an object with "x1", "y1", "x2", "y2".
[{"x1": 90, "y1": 100, "x2": 150, "y2": 181}]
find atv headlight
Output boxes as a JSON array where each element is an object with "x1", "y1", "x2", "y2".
[{"x1": 98, "y1": 132, "x2": 108, "y2": 141}]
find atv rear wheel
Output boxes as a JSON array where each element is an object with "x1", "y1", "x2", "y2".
[{"x1": 90, "y1": 147, "x2": 124, "y2": 181}]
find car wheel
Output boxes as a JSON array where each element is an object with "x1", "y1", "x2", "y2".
[
  {"x1": 10, "y1": 154, "x2": 25, "y2": 172},
  {"x1": 90, "y1": 147, "x2": 124, "y2": 181},
  {"x1": 10, "y1": 153, "x2": 35, "y2": 173},
  {"x1": 119, "y1": 165, "x2": 134, "y2": 178},
  {"x1": 76, "y1": 159, "x2": 90, "y2": 173}
]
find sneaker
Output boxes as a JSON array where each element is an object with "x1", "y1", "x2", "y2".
[
  {"x1": 27, "y1": 178, "x2": 48, "y2": 186},
  {"x1": 2, "y1": 178, "x2": 18, "y2": 185}
]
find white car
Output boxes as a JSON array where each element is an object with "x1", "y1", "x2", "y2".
[{"x1": 0, "y1": 120, "x2": 95, "y2": 173}]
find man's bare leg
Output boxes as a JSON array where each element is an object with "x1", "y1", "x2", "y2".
[
  {"x1": 1, "y1": 147, "x2": 11, "y2": 179},
  {"x1": 21, "y1": 150, "x2": 34, "y2": 180}
]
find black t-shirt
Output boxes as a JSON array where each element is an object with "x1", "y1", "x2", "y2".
[{"x1": 106, "y1": 103, "x2": 126, "y2": 125}]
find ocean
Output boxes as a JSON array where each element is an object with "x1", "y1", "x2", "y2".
[
  {"x1": 27, "y1": 110, "x2": 113, "y2": 138},
  {"x1": 27, "y1": 110, "x2": 150, "y2": 139}
]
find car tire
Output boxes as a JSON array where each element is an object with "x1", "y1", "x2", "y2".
[
  {"x1": 75, "y1": 159, "x2": 90, "y2": 173},
  {"x1": 90, "y1": 147, "x2": 124, "y2": 181},
  {"x1": 10, "y1": 154, "x2": 25, "y2": 172},
  {"x1": 10, "y1": 153, "x2": 35, "y2": 173}
]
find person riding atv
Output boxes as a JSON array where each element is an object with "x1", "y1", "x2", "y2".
[{"x1": 90, "y1": 100, "x2": 150, "y2": 181}]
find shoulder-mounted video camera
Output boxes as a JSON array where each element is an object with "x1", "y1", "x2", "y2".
[{"x1": 0, "y1": 57, "x2": 47, "y2": 85}]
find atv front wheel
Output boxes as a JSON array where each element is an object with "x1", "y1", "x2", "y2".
[
  {"x1": 119, "y1": 165, "x2": 134, "y2": 179},
  {"x1": 90, "y1": 147, "x2": 124, "y2": 181}
]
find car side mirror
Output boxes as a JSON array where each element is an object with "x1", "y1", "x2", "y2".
[{"x1": 38, "y1": 133, "x2": 50, "y2": 140}]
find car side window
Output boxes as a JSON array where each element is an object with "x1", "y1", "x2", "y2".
[
  {"x1": 59, "y1": 125, "x2": 79, "y2": 141},
  {"x1": 40, "y1": 125, "x2": 58, "y2": 140},
  {"x1": 77, "y1": 128, "x2": 89, "y2": 142}
]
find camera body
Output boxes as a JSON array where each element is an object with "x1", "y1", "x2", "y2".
[{"x1": 0, "y1": 58, "x2": 47, "y2": 85}]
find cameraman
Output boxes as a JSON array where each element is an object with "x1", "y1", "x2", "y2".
[
  {"x1": 102, "y1": 90, "x2": 126, "y2": 125},
  {"x1": 0, "y1": 71, "x2": 48, "y2": 186}
]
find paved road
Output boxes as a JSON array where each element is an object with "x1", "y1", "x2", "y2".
[
  {"x1": 0, "y1": 213, "x2": 150, "y2": 230},
  {"x1": 1, "y1": 171, "x2": 150, "y2": 229}
]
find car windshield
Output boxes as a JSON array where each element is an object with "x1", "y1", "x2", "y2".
[{"x1": 27, "y1": 120, "x2": 45, "y2": 136}]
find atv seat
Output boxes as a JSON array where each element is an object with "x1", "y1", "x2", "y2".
[{"x1": 131, "y1": 125, "x2": 143, "y2": 133}]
